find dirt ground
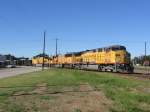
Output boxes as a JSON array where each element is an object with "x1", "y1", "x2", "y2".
[{"x1": 5, "y1": 83, "x2": 112, "y2": 112}]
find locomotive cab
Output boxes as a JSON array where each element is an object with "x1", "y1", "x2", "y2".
[{"x1": 111, "y1": 45, "x2": 134, "y2": 73}]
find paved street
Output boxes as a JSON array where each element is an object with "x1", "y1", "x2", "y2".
[{"x1": 0, "y1": 66, "x2": 42, "y2": 79}]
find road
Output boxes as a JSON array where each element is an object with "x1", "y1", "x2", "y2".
[{"x1": 0, "y1": 66, "x2": 42, "y2": 79}]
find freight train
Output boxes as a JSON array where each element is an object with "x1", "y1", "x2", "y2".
[{"x1": 32, "y1": 45, "x2": 134, "y2": 73}]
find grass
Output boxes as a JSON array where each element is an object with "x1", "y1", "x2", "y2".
[{"x1": 0, "y1": 68, "x2": 150, "y2": 112}]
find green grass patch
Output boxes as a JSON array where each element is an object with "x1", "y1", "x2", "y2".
[{"x1": 0, "y1": 68, "x2": 149, "y2": 112}]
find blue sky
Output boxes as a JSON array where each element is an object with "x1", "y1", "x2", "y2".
[{"x1": 0, "y1": 0, "x2": 150, "y2": 58}]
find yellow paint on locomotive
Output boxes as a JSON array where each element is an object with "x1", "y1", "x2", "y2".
[
  {"x1": 32, "y1": 57, "x2": 49, "y2": 65},
  {"x1": 57, "y1": 55, "x2": 65, "y2": 64},
  {"x1": 82, "y1": 51, "x2": 96, "y2": 64},
  {"x1": 96, "y1": 50, "x2": 129, "y2": 64},
  {"x1": 62, "y1": 55, "x2": 74, "y2": 64},
  {"x1": 33, "y1": 45, "x2": 131, "y2": 67},
  {"x1": 38, "y1": 51, "x2": 129, "y2": 65},
  {"x1": 81, "y1": 49, "x2": 129, "y2": 65},
  {"x1": 32, "y1": 58, "x2": 38, "y2": 65},
  {"x1": 73, "y1": 56, "x2": 82, "y2": 64},
  {"x1": 64, "y1": 57, "x2": 73, "y2": 64}
]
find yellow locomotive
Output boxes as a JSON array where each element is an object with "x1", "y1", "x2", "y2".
[
  {"x1": 32, "y1": 45, "x2": 133, "y2": 73},
  {"x1": 55, "y1": 45, "x2": 133, "y2": 72},
  {"x1": 32, "y1": 54, "x2": 49, "y2": 67}
]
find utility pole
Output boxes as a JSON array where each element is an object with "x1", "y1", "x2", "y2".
[
  {"x1": 56, "y1": 38, "x2": 58, "y2": 57},
  {"x1": 55, "y1": 38, "x2": 59, "y2": 64},
  {"x1": 42, "y1": 31, "x2": 46, "y2": 71},
  {"x1": 144, "y1": 41, "x2": 149, "y2": 74},
  {"x1": 145, "y1": 41, "x2": 147, "y2": 58}
]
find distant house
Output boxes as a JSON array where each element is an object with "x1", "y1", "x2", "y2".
[
  {"x1": 0, "y1": 55, "x2": 6, "y2": 67},
  {"x1": 4, "y1": 54, "x2": 16, "y2": 65},
  {"x1": 4, "y1": 55, "x2": 32, "y2": 66},
  {"x1": 16, "y1": 57, "x2": 32, "y2": 66},
  {"x1": 0, "y1": 54, "x2": 31, "y2": 67}
]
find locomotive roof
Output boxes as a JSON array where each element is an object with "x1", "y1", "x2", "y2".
[
  {"x1": 83, "y1": 49, "x2": 97, "y2": 53},
  {"x1": 65, "y1": 51, "x2": 84, "y2": 57},
  {"x1": 64, "y1": 53, "x2": 72, "y2": 57},
  {"x1": 33, "y1": 54, "x2": 49, "y2": 59},
  {"x1": 73, "y1": 51, "x2": 84, "y2": 56},
  {"x1": 107, "y1": 45, "x2": 126, "y2": 48},
  {"x1": 97, "y1": 45, "x2": 126, "y2": 51},
  {"x1": 107, "y1": 45, "x2": 126, "y2": 50},
  {"x1": 63, "y1": 45, "x2": 126, "y2": 56}
]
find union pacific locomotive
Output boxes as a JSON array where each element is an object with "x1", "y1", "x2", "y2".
[{"x1": 32, "y1": 45, "x2": 134, "y2": 73}]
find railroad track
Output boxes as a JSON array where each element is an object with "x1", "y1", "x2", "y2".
[
  {"x1": 116, "y1": 72, "x2": 150, "y2": 79},
  {"x1": 52, "y1": 67, "x2": 150, "y2": 79},
  {"x1": 85, "y1": 69, "x2": 150, "y2": 79}
]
